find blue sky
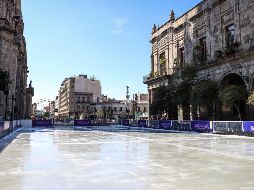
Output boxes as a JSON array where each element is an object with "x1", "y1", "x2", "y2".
[{"x1": 22, "y1": 0, "x2": 201, "y2": 103}]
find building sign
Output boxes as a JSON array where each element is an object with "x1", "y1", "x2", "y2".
[
  {"x1": 138, "y1": 120, "x2": 147, "y2": 128},
  {"x1": 191, "y1": 121, "x2": 211, "y2": 132},
  {"x1": 32, "y1": 120, "x2": 53, "y2": 127},
  {"x1": 159, "y1": 120, "x2": 171, "y2": 129},
  {"x1": 74, "y1": 120, "x2": 92, "y2": 126},
  {"x1": 122, "y1": 120, "x2": 130, "y2": 126},
  {"x1": 243, "y1": 121, "x2": 254, "y2": 132}
]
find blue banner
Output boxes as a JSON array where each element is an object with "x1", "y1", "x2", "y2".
[
  {"x1": 32, "y1": 120, "x2": 53, "y2": 127},
  {"x1": 122, "y1": 120, "x2": 130, "y2": 126},
  {"x1": 243, "y1": 121, "x2": 254, "y2": 132},
  {"x1": 191, "y1": 120, "x2": 210, "y2": 132},
  {"x1": 159, "y1": 120, "x2": 171, "y2": 129},
  {"x1": 138, "y1": 120, "x2": 147, "y2": 128},
  {"x1": 74, "y1": 120, "x2": 92, "y2": 126}
]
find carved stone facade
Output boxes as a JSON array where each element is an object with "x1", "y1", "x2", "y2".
[
  {"x1": 0, "y1": 0, "x2": 30, "y2": 120},
  {"x1": 144, "y1": 0, "x2": 254, "y2": 120}
]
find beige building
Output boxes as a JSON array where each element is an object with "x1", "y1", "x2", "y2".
[
  {"x1": 58, "y1": 75, "x2": 101, "y2": 119},
  {"x1": 95, "y1": 97, "x2": 131, "y2": 119},
  {"x1": 49, "y1": 101, "x2": 55, "y2": 118},
  {"x1": 144, "y1": 0, "x2": 254, "y2": 120},
  {"x1": 0, "y1": 0, "x2": 31, "y2": 120},
  {"x1": 54, "y1": 96, "x2": 59, "y2": 119},
  {"x1": 94, "y1": 94, "x2": 148, "y2": 120},
  {"x1": 134, "y1": 93, "x2": 149, "y2": 119}
]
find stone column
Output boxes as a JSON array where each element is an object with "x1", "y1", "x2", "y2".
[
  {"x1": 25, "y1": 86, "x2": 34, "y2": 119},
  {"x1": 153, "y1": 52, "x2": 158, "y2": 73}
]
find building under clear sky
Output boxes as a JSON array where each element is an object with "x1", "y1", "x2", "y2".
[{"x1": 22, "y1": 0, "x2": 201, "y2": 104}]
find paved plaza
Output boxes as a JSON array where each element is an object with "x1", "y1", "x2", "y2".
[{"x1": 0, "y1": 129, "x2": 254, "y2": 190}]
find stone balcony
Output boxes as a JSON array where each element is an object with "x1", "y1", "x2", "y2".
[
  {"x1": 195, "y1": 46, "x2": 254, "y2": 71},
  {"x1": 143, "y1": 70, "x2": 169, "y2": 84}
]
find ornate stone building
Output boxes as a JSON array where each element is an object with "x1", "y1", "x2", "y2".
[
  {"x1": 0, "y1": 0, "x2": 30, "y2": 120},
  {"x1": 144, "y1": 0, "x2": 254, "y2": 120}
]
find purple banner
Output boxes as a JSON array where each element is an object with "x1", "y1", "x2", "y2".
[
  {"x1": 191, "y1": 121, "x2": 211, "y2": 132},
  {"x1": 138, "y1": 120, "x2": 147, "y2": 128},
  {"x1": 74, "y1": 120, "x2": 92, "y2": 126},
  {"x1": 159, "y1": 120, "x2": 172, "y2": 129},
  {"x1": 122, "y1": 120, "x2": 130, "y2": 126},
  {"x1": 243, "y1": 121, "x2": 254, "y2": 132},
  {"x1": 32, "y1": 120, "x2": 53, "y2": 127}
]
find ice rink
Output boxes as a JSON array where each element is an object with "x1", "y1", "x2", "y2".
[{"x1": 0, "y1": 129, "x2": 254, "y2": 190}]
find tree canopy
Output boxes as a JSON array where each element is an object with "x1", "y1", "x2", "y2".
[
  {"x1": 191, "y1": 80, "x2": 219, "y2": 119},
  {"x1": 218, "y1": 85, "x2": 248, "y2": 120},
  {"x1": 247, "y1": 91, "x2": 254, "y2": 106}
]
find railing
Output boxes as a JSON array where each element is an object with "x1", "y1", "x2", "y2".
[
  {"x1": 196, "y1": 47, "x2": 254, "y2": 70},
  {"x1": 28, "y1": 119, "x2": 254, "y2": 137},
  {"x1": 116, "y1": 119, "x2": 254, "y2": 136}
]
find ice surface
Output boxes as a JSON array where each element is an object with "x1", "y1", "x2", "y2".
[{"x1": 0, "y1": 129, "x2": 254, "y2": 190}]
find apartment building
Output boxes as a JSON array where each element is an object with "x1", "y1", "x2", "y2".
[{"x1": 58, "y1": 75, "x2": 101, "y2": 119}]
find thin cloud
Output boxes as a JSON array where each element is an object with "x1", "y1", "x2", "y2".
[{"x1": 112, "y1": 17, "x2": 127, "y2": 34}]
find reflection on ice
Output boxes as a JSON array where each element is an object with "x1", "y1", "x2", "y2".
[{"x1": 0, "y1": 129, "x2": 254, "y2": 190}]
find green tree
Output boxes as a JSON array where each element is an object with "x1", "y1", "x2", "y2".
[
  {"x1": 218, "y1": 85, "x2": 248, "y2": 121},
  {"x1": 175, "y1": 65, "x2": 198, "y2": 106},
  {"x1": 180, "y1": 65, "x2": 198, "y2": 82},
  {"x1": 247, "y1": 91, "x2": 254, "y2": 106},
  {"x1": 164, "y1": 85, "x2": 178, "y2": 119},
  {"x1": 43, "y1": 112, "x2": 50, "y2": 118},
  {"x1": 150, "y1": 86, "x2": 166, "y2": 118},
  {"x1": 172, "y1": 66, "x2": 198, "y2": 119},
  {"x1": 191, "y1": 80, "x2": 219, "y2": 120}
]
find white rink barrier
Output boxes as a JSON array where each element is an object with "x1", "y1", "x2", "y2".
[
  {"x1": 213, "y1": 121, "x2": 243, "y2": 134},
  {"x1": 20, "y1": 120, "x2": 32, "y2": 128}
]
